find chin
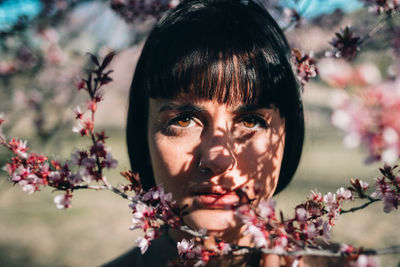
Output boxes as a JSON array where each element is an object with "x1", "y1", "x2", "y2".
[{"x1": 184, "y1": 209, "x2": 239, "y2": 233}]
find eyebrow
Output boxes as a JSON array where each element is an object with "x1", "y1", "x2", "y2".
[
  {"x1": 234, "y1": 104, "x2": 270, "y2": 113},
  {"x1": 158, "y1": 104, "x2": 205, "y2": 113}
]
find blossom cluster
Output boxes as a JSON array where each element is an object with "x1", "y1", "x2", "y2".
[
  {"x1": 110, "y1": 0, "x2": 180, "y2": 22},
  {"x1": 176, "y1": 237, "x2": 231, "y2": 267},
  {"x1": 332, "y1": 80, "x2": 400, "y2": 163},
  {"x1": 0, "y1": 27, "x2": 66, "y2": 76},
  {"x1": 129, "y1": 183, "x2": 182, "y2": 254},
  {"x1": 235, "y1": 187, "x2": 353, "y2": 254},
  {"x1": 362, "y1": 0, "x2": 399, "y2": 14},
  {"x1": 0, "y1": 52, "x2": 118, "y2": 209},
  {"x1": 371, "y1": 164, "x2": 400, "y2": 213},
  {"x1": 171, "y1": 173, "x2": 397, "y2": 266},
  {"x1": 283, "y1": 8, "x2": 302, "y2": 28},
  {"x1": 292, "y1": 48, "x2": 318, "y2": 88}
]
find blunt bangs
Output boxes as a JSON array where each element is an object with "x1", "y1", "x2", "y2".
[
  {"x1": 142, "y1": 0, "x2": 294, "y2": 113},
  {"x1": 127, "y1": 0, "x2": 304, "y2": 194}
]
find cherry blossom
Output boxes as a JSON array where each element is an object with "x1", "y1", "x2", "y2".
[
  {"x1": 8, "y1": 138, "x2": 28, "y2": 158},
  {"x1": 54, "y1": 193, "x2": 72, "y2": 209},
  {"x1": 328, "y1": 26, "x2": 361, "y2": 60},
  {"x1": 102, "y1": 153, "x2": 118, "y2": 169},
  {"x1": 362, "y1": 0, "x2": 399, "y2": 14},
  {"x1": 135, "y1": 236, "x2": 151, "y2": 254},
  {"x1": 110, "y1": 0, "x2": 179, "y2": 23},
  {"x1": 332, "y1": 82, "x2": 400, "y2": 163},
  {"x1": 350, "y1": 255, "x2": 380, "y2": 267},
  {"x1": 292, "y1": 48, "x2": 318, "y2": 87}
]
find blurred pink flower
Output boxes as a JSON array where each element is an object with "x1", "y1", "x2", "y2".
[
  {"x1": 292, "y1": 48, "x2": 318, "y2": 87},
  {"x1": 258, "y1": 199, "x2": 276, "y2": 219},
  {"x1": 319, "y1": 59, "x2": 381, "y2": 88},
  {"x1": 54, "y1": 193, "x2": 72, "y2": 209},
  {"x1": 332, "y1": 82, "x2": 400, "y2": 163},
  {"x1": 362, "y1": 0, "x2": 399, "y2": 14},
  {"x1": 350, "y1": 255, "x2": 380, "y2": 267}
]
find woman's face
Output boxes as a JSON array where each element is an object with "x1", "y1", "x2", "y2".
[{"x1": 147, "y1": 94, "x2": 285, "y2": 240}]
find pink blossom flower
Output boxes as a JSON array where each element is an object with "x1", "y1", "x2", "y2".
[
  {"x1": 54, "y1": 193, "x2": 72, "y2": 209},
  {"x1": 130, "y1": 202, "x2": 155, "y2": 230},
  {"x1": 362, "y1": 0, "x2": 399, "y2": 14},
  {"x1": 177, "y1": 238, "x2": 196, "y2": 258},
  {"x1": 8, "y1": 138, "x2": 28, "y2": 158},
  {"x1": 81, "y1": 156, "x2": 97, "y2": 170},
  {"x1": 245, "y1": 224, "x2": 268, "y2": 248},
  {"x1": 295, "y1": 207, "x2": 307, "y2": 223},
  {"x1": 18, "y1": 180, "x2": 36, "y2": 194},
  {"x1": 306, "y1": 223, "x2": 318, "y2": 239},
  {"x1": 67, "y1": 170, "x2": 85, "y2": 185},
  {"x1": 258, "y1": 199, "x2": 276, "y2": 219},
  {"x1": 283, "y1": 8, "x2": 302, "y2": 27},
  {"x1": 321, "y1": 221, "x2": 331, "y2": 242},
  {"x1": 340, "y1": 243, "x2": 354, "y2": 254},
  {"x1": 382, "y1": 191, "x2": 399, "y2": 213},
  {"x1": 219, "y1": 242, "x2": 232, "y2": 255},
  {"x1": 48, "y1": 171, "x2": 61, "y2": 183},
  {"x1": 292, "y1": 48, "x2": 318, "y2": 87},
  {"x1": 74, "y1": 106, "x2": 83, "y2": 120},
  {"x1": 349, "y1": 255, "x2": 380, "y2": 267},
  {"x1": 72, "y1": 119, "x2": 93, "y2": 136},
  {"x1": 336, "y1": 187, "x2": 353, "y2": 200},
  {"x1": 135, "y1": 236, "x2": 150, "y2": 254},
  {"x1": 72, "y1": 122, "x2": 86, "y2": 136},
  {"x1": 273, "y1": 235, "x2": 288, "y2": 253},
  {"x1": 323, "y1": 192, "x2": 336, "y2": 207},
  {"x1": 90, "y1": 142, "x2": 106, "y2": 158},
  {"x1": 359, "y1": 180, "x2": 369, "y2": 191},
  {"x1": 309, "y1": 190, "x2": 324, "y2": 202},
  {"x1": 102, "y1": 152, "x2": 118, "y2": 169},
  {"x1": 332, "y1": 82, "x2": 400, "y2": 164}
]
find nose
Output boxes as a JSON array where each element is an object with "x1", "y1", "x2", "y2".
[{"x1": 198, "y1": 132, "x2": 236, "y2": 176}]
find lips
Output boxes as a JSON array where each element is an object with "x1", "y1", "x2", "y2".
[{"x1": 192, "y1": 187, "x2": 240, "y2": 209}]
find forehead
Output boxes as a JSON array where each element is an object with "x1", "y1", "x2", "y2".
[{"x1": 148, "y1": 95, "x2": 279, "y2": 115}]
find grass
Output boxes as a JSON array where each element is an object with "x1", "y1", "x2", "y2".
[{"x1": 0, "y1": 120, "x2": 399, "y2": 266}]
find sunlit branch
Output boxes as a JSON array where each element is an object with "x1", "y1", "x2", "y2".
[
  {"x1": 359, "y1": 10, "x2": 400, "y2": 44},
  {"x1": 229, "y1": 244, "x2": 400, "y2": 257},
  {"x1": 340, "y1": 197, "x2": 380, "y2": 214}
]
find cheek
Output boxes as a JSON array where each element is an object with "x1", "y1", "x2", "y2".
[
  {"x1": 235, "y1": 131, "x2": 285, "y2": 201},
  {"x1": 148, "y1": 133, "x2": 197, "y2": 188}
]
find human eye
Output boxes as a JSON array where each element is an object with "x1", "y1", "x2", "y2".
[
  {"x1": 168, "y1": 114, "x2": 195, "y2": 128},
  {"x1": 238, "y1": 114, "x2": 268, "y2": 130}
]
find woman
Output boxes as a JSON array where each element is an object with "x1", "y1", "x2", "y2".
[{"x1": 106, "y1": 0, "x2": 304, "y2": 265}]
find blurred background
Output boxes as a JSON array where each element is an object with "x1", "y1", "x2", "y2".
[{"x1": 0, "y1": 0, "x2": 399, "y2": 266}]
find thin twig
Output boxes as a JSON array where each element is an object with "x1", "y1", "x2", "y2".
[
  {"x1": 229, "y1": 245, "x2": 400, "y2": 257},
  {"x1": 102, "y1": 176, "x2": 133, "y2": 201},
  {"x1": 359, "y1": 10, "x2": 400, "y2": 44},
  {"x1": 178, "y1": 225, "x2": 209, "y2": 239},
  {"x1": 341, "y1": 197, "x2": 380, "y2": 214}
]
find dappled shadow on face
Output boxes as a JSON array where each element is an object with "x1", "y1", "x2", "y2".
[{"x1": 169, "y1": 109, "x2": 285, "y2": 244}]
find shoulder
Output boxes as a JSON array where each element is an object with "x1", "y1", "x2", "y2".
[{"x1": 102, "y1": 247, "x2": 141, "y2": 267}]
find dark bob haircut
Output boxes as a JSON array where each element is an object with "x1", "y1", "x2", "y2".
[{"x1": 126, "y1": 0, "x2": 304, "y2": 194}]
